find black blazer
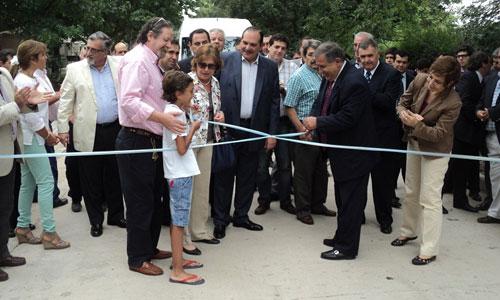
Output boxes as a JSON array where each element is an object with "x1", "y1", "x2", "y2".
[
  {"x1": 477, "y1": 74, "x2": 500, "y2": 143},
  {"x1": 179, "y1": 57, "x2": 192, "y2": 73},
  {"x1": 219, "y1": 51, "x2": 280, "y2": 150},
  {"x1": 363, "y1": 62, "x2": 403, "y2": 148},
  {"x1": 454, "y1": 70, "x2": 484, "y2": 145},
  {"x1": 311, "y1": 61, "x2": 379, "y2": 182}
]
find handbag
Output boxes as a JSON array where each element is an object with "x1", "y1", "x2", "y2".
[{"x1": 211, "y1": 134, "x2": 236, "y2": 173}]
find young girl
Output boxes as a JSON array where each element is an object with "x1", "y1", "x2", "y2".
[{"x1": 162, "y1": 70, "x2": 204, "y2": 285}]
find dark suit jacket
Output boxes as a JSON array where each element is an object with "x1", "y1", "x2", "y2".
[
  {"x1": 311, "y1": 61, "x2": 378, "y2": 182},
  {"x1": 454, "y1": 70, "x2": 484, "y2": 145},
  {"x1": 179, "y1": 57, "x2": 193, "y2": 73},
  {"x1": 219, "y1": 51, "x2": 280, "y2": 150},
  {"x1": 363, "y1": 62, "x2": 403, "y2": 148},
  {"x1": 477, "y1": 73, "x2": 500, "y2": 143}
]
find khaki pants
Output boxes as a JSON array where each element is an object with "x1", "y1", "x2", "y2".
[
  {"x1": 400, "y1": 140, "x2": 449, "y2": 257},
  {"x1": 189, "y1": 146, "x2": 214, "y2": 240}
]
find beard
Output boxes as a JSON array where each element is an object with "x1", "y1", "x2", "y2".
[{"x1": 87, "y1": 57, "x2": 95, "y2": 66}]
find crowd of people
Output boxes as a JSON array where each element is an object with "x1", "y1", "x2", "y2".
[{"x1": 1, "y1": 16, "x2": 500, "y2": 284}]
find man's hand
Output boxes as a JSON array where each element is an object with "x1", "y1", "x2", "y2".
[
  {"x1": 14, "y1": 87, "x2": 30, "y2": 108},
  {"x1": 161, "y1": 111, "x2": 186, "y2": 134},
  {"x1": 46, "y1": 132, "x2": 60, "y2": 146},
  {"x1": 477, "y1": 109, "x2": 489, "y2": 122},
  {"x1": 303, "y1": 117, "x2": 317, "y2": 131},
  {"x1": 58, "y1": 133, "x2": 69, "y2": 147},
  {"x1": 265, "y1": 137, "x2": 276, "y2": 150}
]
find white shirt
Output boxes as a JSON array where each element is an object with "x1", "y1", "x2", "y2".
[
  {"x1": 162, "y1": 103, "x2": 200, "y2": 179},
  {"x1": 240, "y1": 55, "x2": 259, "y2": 118},
  {"x1": 14, "y1": 72, "x2": 50, "y2": 145},
  {"x1": 34, "y1": 69, "x2": 57, "y2": 123}
]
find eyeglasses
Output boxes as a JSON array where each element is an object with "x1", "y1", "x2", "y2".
[
  {"x1": 84, "y1": 46, "x2": 106, "y2": 54},
  {"x1": 197, "y1": 62, "x2": 217, "y2": 70},
  {"x1": 193, "y1": 40, "x2": 209, "y2": 47}
]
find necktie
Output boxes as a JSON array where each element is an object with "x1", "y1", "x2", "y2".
[
  {"x1": 365, "y1": 70, "x2": 372, "y2": 83},
  {"x1": 401, "y1": 73, "x2": 406, "y2": 92}
]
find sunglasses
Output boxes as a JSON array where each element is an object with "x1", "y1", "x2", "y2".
[
  {"x1": 197, "y1": 62, "x2": 217, "y2": 70},
  {"x1": 151, "y1": 17, "x2": 166, "y2": 30}
]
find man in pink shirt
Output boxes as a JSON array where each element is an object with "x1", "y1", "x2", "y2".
[{"x1": 116, "y1": 17, "x2": 185, "y2": 276}]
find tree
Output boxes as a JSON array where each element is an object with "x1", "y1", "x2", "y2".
[{"x1": 459, "y1": 0, "x2": 500, "y2": 54}]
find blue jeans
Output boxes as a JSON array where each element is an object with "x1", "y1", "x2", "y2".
[{"x1": 168, "y1": 177, "x2": 193, "y2": 227}]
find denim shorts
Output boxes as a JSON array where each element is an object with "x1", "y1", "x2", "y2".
[{"x1": 168, "y1": 177, "x2": 193, "y2": 227}]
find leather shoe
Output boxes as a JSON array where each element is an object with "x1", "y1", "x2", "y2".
[
  {"x1": 192, "y1": 238, "x2": 220, "y2": 245},
  {"x1": 453, "y1": 203, "x2": 479, "y2": 213},
  {"x1": 321, "y1": 249, "x2": 355, "y2": 260},
  {"x1": 71, "y1": 201, "x2": 82, "y2": 213},
  {"x1": 183, "y1": 247, "x2": 202, "y2": 256},
  {"x1": 280, "y1": 203, "x2": 296, "y2": 215},
  {"x1": 233, "y1": 219, "x2": 263, "y2": 231},
  {"x1": 53, "y1": 197, "x2": 68, "y2": 208},
  {"x1": 0, "y1": 255, "x2": 26, "y2": 267},
  {"x1": 297, "y1": 214, "x2": 314, "y2": 225},
  {"x1": 254, "y1": 204, "x2": 270, "y2": 215},
  {"x1": 214, "y1": 224, "x2": 226, "y2": 239},
  {"x1": 129, "y1": 261, "x2": 163, "y2": 276},
  {"x1": 90, "y1": 224, "x2": 103, "y2": 237},
  {"x1": 380, "y1": 224, "x2": 392, "y2": 234},
  {"x1": 391, "y1": 198, "x2": 402, "y2": 209},
  {"x1": 311, "y1": 206, "x2": 336, "y2": 217},
  {"x1": 152, "y1": 249, "x2": 172, "y2": 259},
  {"x1": 323, "y1": 238, "x2": 335, "y2": 247},
  {"x1": 108, "y1": 218, "x2": 127, "y2": 228},
  {"x1": 477, "y1": 216, "x2": 500, "y2": 224},
  {"x1": 0, "y1": 269, "x2": 7, "y2": 282}
]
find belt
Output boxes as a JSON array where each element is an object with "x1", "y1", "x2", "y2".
[
  {"x1": 124, "y1": 127, "x2": 162, "y2": 140},
  {"x1": 96, "y1": 120, "x2": 119, "y2": 128}
]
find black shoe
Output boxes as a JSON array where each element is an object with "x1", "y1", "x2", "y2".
[
  {"x1": 183, "y1": 247, "x2": 202, "y2": 256},
  {"x1": 477, "y1": 216, "x2": 500, "y2": 224},
  {"x1": 391, "y1": 198, "x2": 402, "y2": 209},
  {"x1": 254, "y1": 204, "x2": 270, "y2": 215},
  {"x1": 321, "y1": 249, "x2": 355, "y2": 260},
  {"x1": 29, "y1": 224, "x2": 36, "y2": 231},
  {"x1": 380, "y1": 224, "x2": 392, "y2": 234},
  {"x1": 214, "y1": 224, "x2": 226, "y2": 239},
  {"x1": 442, "y1": 206, "x2": 448, "y2": 214},
  {"x1": 91, "y1": 224, "x2": 103, "y2": 237},
  {"x1": 297, "y1": 214, "x2": 314, "y2": 225},
  {"x1": 323, "y1": 238, "x2": 335, "y2": 247},
  {"x1": 453, "y1": 203, "x2": 479, "y2": 213},
  {"x1": 53, "y1": 197, "x2": 68, "y2": 208},
  {"x1": 233, "y1": 219, "x2": 263, "y2": 231},
  {"x1": 311, "y1": 206, "x2": 336, "y2": 217},
  {"x1": 108, "y1": 218, "x2": 127, "y2": 228},
  {"x1": 478, "y1": 196, "x2": 492, "y2": 211},
  {"x1": 280, "y1": 203, "x2": 296, "y2": 215},
  {"x1": 469, "y1": 191, "x2": 482, "y2": 202},
  {"x1": 192, "y1": 238, "x2": 220, "y2": 245},
  {"x1": 71, "y1": 201, "x2": 82, "y2": 213},
  {"x1": 411, "y1": 255, "x2": 436, "y2": 265}
]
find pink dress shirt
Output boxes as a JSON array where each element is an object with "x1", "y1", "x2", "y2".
[{"x1": 118, "y1": 44, "x2": 165, "y2": 135}]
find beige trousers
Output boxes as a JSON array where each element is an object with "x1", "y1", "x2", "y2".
[
  {"x1": 400, "y1": 140, "x2": 449, "y2": 257},
  {"x1": 188, "y1": 146, "x2": 214, "y2": 241}
]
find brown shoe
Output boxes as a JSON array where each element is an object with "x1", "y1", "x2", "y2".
[
  {"x1": 15, "y1": 227, "x2": 41, "y2": 244},
  {"x1": 0, "y1": 256, "x2": 26, "y2": 267},
  {"x1": 152, "y1": 249, "x2": 172, "y2": 260},
  {"x1": 129, "y1": 261, "x2": 163, "y2": 276},
  {"x1": 41, "y1": 232, "x2": 70, "y2": 250},
  {"x1": 297, "y1": 214, "x2": 314, "y2": 225},
  {"x1": 0, "y1": 268, "x2": 8, "y2": 282}
]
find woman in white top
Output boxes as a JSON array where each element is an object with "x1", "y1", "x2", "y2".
[{"x1": 13, "y1": 40, "x2": 69, "y2": 250}]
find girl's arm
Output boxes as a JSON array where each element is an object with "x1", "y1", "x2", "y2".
[{"x1": 175, "y1": 120, "x2": 201, "y2": 155}]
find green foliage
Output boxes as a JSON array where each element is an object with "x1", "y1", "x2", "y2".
[{"x1": 459, "y1": 0, "x2": 500, "y2": 54}]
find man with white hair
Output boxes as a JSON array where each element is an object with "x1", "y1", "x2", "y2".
[{"x1": 209, "y1": 28, "x2": 225, "y2": 52}]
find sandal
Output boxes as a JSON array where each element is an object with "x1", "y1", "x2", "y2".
[
  {"x1": 411, "y1": 255, "x2": 436, "y2": 265},
  {"x1": 390, "y1": 236, "x2": 417, "y2": 247},
  {"x1": 41, "y1": 232, "x2": 70, "y2": 250},
  {"x1": 170, "y1": 259, "x2": 204, "y2": 270},
  {"x1": 169, "y1": 274, "x2": 205, "y2": 285},
  {"x1": 15, "y1": 227, "x2": 41, "y2": 245}
]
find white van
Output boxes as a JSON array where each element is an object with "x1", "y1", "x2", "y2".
[{"x1": 178, "y1": 17, "x2": 252, "y2": 60}]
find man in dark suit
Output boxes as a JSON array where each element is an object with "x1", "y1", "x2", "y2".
[
  {"x1": 212, "y1": 26, "x2": 280, "y2": 239},
  {"x1": 304, "y1": 42, "x2": 378, "y2": 260},
  {"x1": 450, "y1": 51, "x2": 492, "y2": 212},
  {"x1": 178, "y1": 28, "x2": 210, "y2": 73},
  {"x1": 475, "y1": 69, "x2": 500, "y2": 223},
  {"x1": 358, "y1": 38, "x2": 402, "y2": 234}
]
